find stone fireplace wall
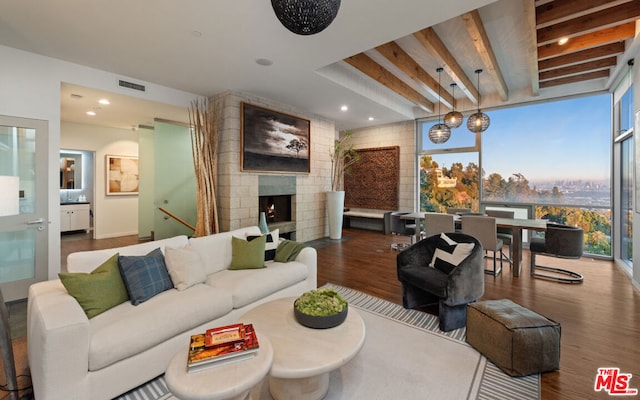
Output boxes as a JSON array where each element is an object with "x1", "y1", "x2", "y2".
[{"x1": 212, "y1": 90, "x2": 335, "y2": 242}]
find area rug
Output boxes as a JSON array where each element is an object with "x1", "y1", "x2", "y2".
[{"x1": 115, "y1": 284, "x2": 539, "y2": 400}]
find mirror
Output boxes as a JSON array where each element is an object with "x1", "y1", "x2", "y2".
[{"x1": 60, "y1": 151, "x2": 82, "y2": 189}]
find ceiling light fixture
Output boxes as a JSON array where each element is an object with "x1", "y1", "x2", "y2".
[
  {"x1": 466, "y1": 69, "x2": 490, "y2": 133},
  {"x1": 256, "y1": 58, "x2": 274, "y2": 66},
  {"x1": 271, "y1": 0, "x2": 341, "y2": 35},
  {"x1": 86, "y1": 111, "x2": 96, "y2": 116},
  {"x1": 428, "y1": 67, "x2": 451, "y2": 144},
  {"x1": 368, "y1": 117, "x2": 374, "y2": 121},
  {"x1": 341, "y1": 105, "x2": 348, "y2": 111},
  {"x1": 98, "y1": 99, "x2": 110, "y2": 105},
  {"x1": 558, "y1": 37, "x2": 569, "y2": 45},
  {"x1": 443, "y1": 83, "x2": 463, "y2": 129}
]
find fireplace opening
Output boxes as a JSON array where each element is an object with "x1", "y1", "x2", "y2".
[{"x1": 259, "y1": 195, "x2": 292, "y2": 223}]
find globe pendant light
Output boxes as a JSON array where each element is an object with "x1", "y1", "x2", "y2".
[
  {"x1": 428, "y1": 68, "x2": 451, "y2": 144},
  {"x1": 467, "y1": 69, "x2": 490, "y2": 133},
  {"x1": 271, "y1": 0, "x2": 341, "y2": 35},
  {"x1": 443, "y1": 83, "x2": 463, "y2": 129}
]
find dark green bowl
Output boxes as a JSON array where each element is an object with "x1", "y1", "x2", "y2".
[{"x1": 294, "y1": 305, "x2": 348, "y2": 329}]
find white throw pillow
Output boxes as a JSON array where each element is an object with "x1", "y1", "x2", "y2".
[
  {"x1": 164, "y1": 246, "x2": 207, "y2": 291},
  {"x1": 430, "y1": 233, "x2": 475, "y2": 274},
  {"x1": 245, "y1": 229, "x2": 279, "y2": 261}
]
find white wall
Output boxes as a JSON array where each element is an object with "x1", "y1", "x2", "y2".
[
  {"x1": 631, "y1": 45, "x2": 640, "y2": 289},
  {"x1": 61, "y1": 122, "x2": 140, "y2": 239},
  {"x1": 0, "y1": 44, "x2": 200, "y2": 279}
]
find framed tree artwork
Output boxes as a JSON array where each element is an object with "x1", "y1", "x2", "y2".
[{"x1": 241, "y1": 102, "x2": 310, "y2": 173}]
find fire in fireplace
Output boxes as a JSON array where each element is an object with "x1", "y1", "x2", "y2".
[{"x1": 259, "y1": 195, "x2": 292, "y2": 223}]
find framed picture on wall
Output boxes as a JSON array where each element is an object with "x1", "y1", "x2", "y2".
[
  {"x1": 241, "y1": 102, "x2": 310, "y2": 173},
  {"x1": 106, "y1": 155, "x2": 139, "y2": 195}
]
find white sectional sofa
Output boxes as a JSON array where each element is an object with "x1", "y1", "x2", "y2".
[{"x1": 27, "y1": 226, "x2": 317, "y2": 400}]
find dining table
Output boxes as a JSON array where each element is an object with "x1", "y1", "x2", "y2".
[
  {"x1": 493, "y1": 217, "x2": 547, "y2": 277},
  {"x1": 400, "y1": 212, "x2": 547, "y2": 278}
]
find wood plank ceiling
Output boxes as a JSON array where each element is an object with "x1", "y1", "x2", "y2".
[{"x1": 340, "y1": 0, "x2": 640, "y2": 118}]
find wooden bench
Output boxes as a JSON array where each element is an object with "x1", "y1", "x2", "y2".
[{"x1": 343, "y1": 209, "x2": 392, "y2": 234}]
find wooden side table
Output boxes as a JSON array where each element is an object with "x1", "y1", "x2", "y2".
[{"x1": 165, "y1": 333, "x2": 273, "y2": 400}]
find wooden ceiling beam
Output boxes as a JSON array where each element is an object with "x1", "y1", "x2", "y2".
[
  {"x1": 344, "y1": 53, "x2": 434, "y2": 112},
  {"x1": 539, "y1": 56, "x2": 617, "y2": 81},
  {"x1": 537, "y1": 22, "x2": 635, "y2": 59},
  {"x1": 375, "y1": 41, "x2": 454, "y2": 108},
  {"x1": 461, "y1": 10, "x2": 509, "y2": 101},
  {"x1": 537, "y1": 1, "x2": 640, "y2": 45},
  {"x1": 536, "y1": 0, "x2": 631, "y2": 28},
  {"x1": 538, "y1": 42, "x2": 625, "y2": 70},
  {"x1": 524, "y1": 0, "x2": 540, "y2": 96},
  {"x1": 413, "y1": 27, "x2": 479, "y2": 105},
  {"x1": 539, "y1": 69, "x2": 609, "y2": 88}
]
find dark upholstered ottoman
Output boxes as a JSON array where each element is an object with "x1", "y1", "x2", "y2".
[{"x1": 466, "y1": 299, "x2": 560, "y2": 377}]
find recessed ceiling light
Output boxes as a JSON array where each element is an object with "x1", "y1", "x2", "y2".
[
  {"x1": 558, "y1": 37, "x2": 569, "y2": 45},
  {"x1": 341, "y1": 105, "x2": 348, "y2": 111},
  {"x1": 86, "y1": 111, "x2": 96, "y2": 116},
  {"x1": 256, "y1": 58, "x2": 274, "y2": 66},
  {"x1": 98, "y1": 98, "x2": 110, "y2": 105},
  {"x1": 368, "y1": 117, "x2": 374, "y2": 121}
]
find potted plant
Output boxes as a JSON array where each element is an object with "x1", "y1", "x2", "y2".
[
  {"x1": 294, "y1": 288, "x2": 348, "y2": 329},
  {"x1": 327, "y1": 131, "x2": 360, "y2": 239}
]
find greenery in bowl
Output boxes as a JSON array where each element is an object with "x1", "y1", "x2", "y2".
[{"x1": 294, "y1": 289, "x2": 348, "y2": 316}]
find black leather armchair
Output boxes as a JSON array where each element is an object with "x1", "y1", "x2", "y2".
[
  {"x1": 397, "y1": 233, "x2": 484, "y2": 331},
  {"x1": 530, "y1": 223, "x2": 584, "y2": 283}
]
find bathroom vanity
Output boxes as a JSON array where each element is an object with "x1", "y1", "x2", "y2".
[{"x1": 60, "y1": 202, "x2": 90, "y2": 232}]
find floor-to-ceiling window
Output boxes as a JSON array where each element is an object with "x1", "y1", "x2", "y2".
[
  {"x1": 417, "y1": 122, "x2": 480, "y2": 212},
  {"x1": 418, "y1": 94, "x2": 612, "y2": 256},
  {"x1": 616, "y1": 84, "x2": 633, "y2": 268},
  {"x1": 620, "y1": 136, "x2": 633, "y2": 266}
]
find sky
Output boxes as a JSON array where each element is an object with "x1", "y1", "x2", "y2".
[{"x1": 424, "y1": 93, "x2": 612, "y2": 183}]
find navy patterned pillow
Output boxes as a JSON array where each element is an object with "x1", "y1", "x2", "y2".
[{"x1": 118, "y1": 248, "x2": 173, "y2": 305}]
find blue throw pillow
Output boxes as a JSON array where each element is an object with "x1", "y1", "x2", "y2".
[{"x1": 119, "y1": 248, "x2": 173, "y2": 305}]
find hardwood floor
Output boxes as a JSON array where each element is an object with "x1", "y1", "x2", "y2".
[
  {"x1": 315, "y1": 228, "x2": 640, "y2": 400},
  {"x1": 8, "y1": 229, "x2": 638, "y2": 399}
]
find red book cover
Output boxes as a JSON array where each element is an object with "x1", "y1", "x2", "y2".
[
  {"x1": 204, "y1": 323, "x2": 246, "y2": 348},
  {"x1": 187, "y1": 324, "x2": 260, "y2": 371}
]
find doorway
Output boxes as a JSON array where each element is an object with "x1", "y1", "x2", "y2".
[{"x1": 0, "y1": 116, "x2": 49, "y2": 301}]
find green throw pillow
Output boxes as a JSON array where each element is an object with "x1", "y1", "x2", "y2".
[
  {"x1": 59, "y1": 253, "x2": 129, "y2": 319},
  {"x1": 229, "y1": 235, "x2": 266, "y2": 270}
]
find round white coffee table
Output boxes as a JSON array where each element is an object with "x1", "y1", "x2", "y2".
[
  {"x1": 165, "y1": 332, "x2": 273, "y2": 400},
  {"x1": 241, "y1": 297, "x2": 366, "y2": 400}
]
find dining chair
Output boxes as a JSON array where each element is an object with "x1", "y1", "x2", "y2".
[
  {"x1": 390, "y1": 212, "x2": 417, "y2": 250},
  {"x1": 460, "y1": 215, "x2": 503, "y2": 276},
  {"x1": 485, "y1": 209, "x2": 515, "y2": 267},
  {"x1": 446, "y1": 207, "x2": 471, "y2": 215},
  {"x1": 423, "y1": 213, "x2": 455, "y2": 238},
  {"x1": 529, "y1": 223, "x2": 584, "y2": 283}
]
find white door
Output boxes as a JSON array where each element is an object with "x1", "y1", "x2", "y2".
[{"x1": 0, "y1": 115, "x2": 49, "y2": 301}]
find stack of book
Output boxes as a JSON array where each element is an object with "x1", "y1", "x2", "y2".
[{"x1": 187, "y1": 323, "x2": 260, "y2": 373}]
